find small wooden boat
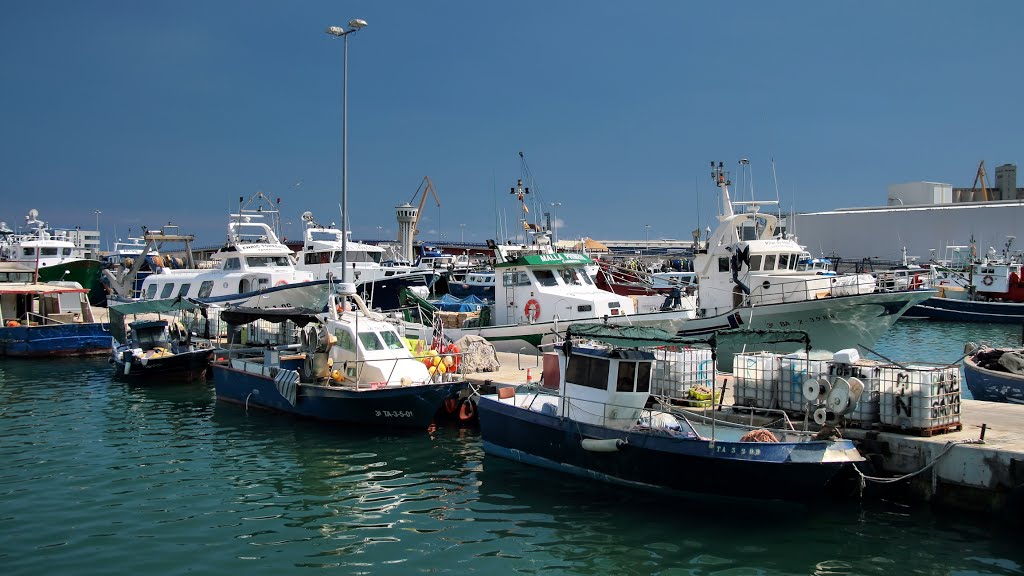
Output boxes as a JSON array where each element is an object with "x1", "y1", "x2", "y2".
[{"x1": 963, "y1": 346, "x2": 1024, "y2": 404}]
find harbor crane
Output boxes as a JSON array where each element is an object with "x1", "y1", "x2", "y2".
[
  {"x1": 409, "y1": 176, "x2": 440, "y2": 237},
  {"x1": 971, "y1": 160, "x2": 990, "y2": 202}
]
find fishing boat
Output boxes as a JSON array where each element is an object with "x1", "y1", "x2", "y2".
[
  {"x1": 0, "y1": 210, "x2": 104, "y2": 304},
  {"x1": 0, "y1": 264, "x2": 111, "y2": 357},
  {"x1": 109, "y1": 297, "x2": 215, "y2": 381},
  {"x1": 905, "y1": 241, "x2": 1024, "y2": 322},
  {"x1": 476, "y1": 323, "x2": 865, "y2": 501},
  {"x1": 211, "y1": 283, "x2": 467, "y2": 428},
  {"x1": 446, "y1": 269, "x2": 495, "y2": 300},
  {"x1": 131, "y1": 194, "x2": 331, "y2": 311},
  {"x1": 962, "y1": 344, "x2": 1024, "y2": 404},
  {"x1": 293, "y1": 211, "x2": 431, "y2": 310}
]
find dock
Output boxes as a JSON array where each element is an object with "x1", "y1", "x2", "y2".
[{"x1": 467, "y1": 352, "x2": 1024, "y2": 520}]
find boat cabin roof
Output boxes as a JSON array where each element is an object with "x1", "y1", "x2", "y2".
[{"x1": 495, "y1": 252, "x2": 593, "y2": 269}]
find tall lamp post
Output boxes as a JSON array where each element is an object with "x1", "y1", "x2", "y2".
[
  {"x1": 459, "y1": 223, "x2": 466, "y2": 243},
  {"x1": 326, "y1": 18, "x2": 368, "y2": 283},
  {"x1": 549, "y1": 202, "x2": 561, "y2": 244},
  {"x1": 644, "y1": 224, "x2": 651, "y2": 256},
  {"x1": 94, "y1": 209, "x2": 102, "y2": 254}
]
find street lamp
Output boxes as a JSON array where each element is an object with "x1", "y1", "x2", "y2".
[
  {"x1": 94, "y1": 209, "x2": 102, "y2": 253},
  {"x1": 376, "y1": 225, "x2": 382, "y2": 242},
  {"x1": 326, "y1": 17, "x2": 368, "y2": 283},
  {"x1": 644, "y1": 224, "x2": 651, "y2": 255},
  {"x1": 459, "y1": 223, "x2": 466, "y2": 243},
  {"x1": 549, "y1": 202, "x2": 561, "y2": 244}
]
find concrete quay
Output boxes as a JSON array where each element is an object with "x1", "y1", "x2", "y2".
[{"x1": 466, "y1": 352, "x2": 1024, "y2": 520}]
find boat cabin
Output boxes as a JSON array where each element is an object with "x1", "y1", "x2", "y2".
[
  {"x1": 0, "y1": 282, "x2": 95, "y2": 326},
  {"x1": 554, "y1": 346, "x2": 655, "y2": 428}
]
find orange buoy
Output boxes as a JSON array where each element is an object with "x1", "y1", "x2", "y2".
[{"x1": 458, "y1": 398, "x2": 477, "y2": 422}]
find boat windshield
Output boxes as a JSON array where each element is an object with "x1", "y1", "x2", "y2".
[
  {"x1": 332, "y1": 251, "x2": 382, "y2": 264},
  {"x1": 378, "y1": 330, "x2": 405, "y2": 350},
  {"x1": 246, "y1": 256, "x2": 291, "y2": 267}
]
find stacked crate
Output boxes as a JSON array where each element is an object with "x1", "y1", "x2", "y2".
[
  {"x1": 829, "y1": 359, "x2": 885, "y2": 426},
  {"x1": 778, "y1": 352, "x2": 832, "y2": 413},
  {"x1": 878, "y1": 364, "x2": 962, "y2": 435},
  {"x1": 652, "y1": 347, "x2": 714, "y2": 399},
  {"x1": 732, "y1": 352, "x2": 781, "y2": 409}
]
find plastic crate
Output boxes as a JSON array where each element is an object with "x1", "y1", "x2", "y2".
[
  {"x1": 829, "y1": 360, "x2": 884, "y2": 425},
  {"x1": 652, "y1": 347, "x2": 714, "y2": 399},
  {"x1": 778, "y1": 352, "x2": 832, "y2": 413},
  {"x1": 879, "y1": 364, "x2": 962, "y2": 432},
  {"x1": 732, "y1": 352, "x2": 781, "y2": 409}
]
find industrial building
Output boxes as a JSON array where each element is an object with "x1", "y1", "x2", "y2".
[{"x1": 792, "y1": 163, "x2": 1024, "y2": 263}]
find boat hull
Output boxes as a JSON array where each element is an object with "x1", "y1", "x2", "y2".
[
  {"x1": 0, "y1": 323, "x2": 111, "y2": 357},
  {"x1": 112, "y1": 348, "x2": 214, "y2": 382},
  {"x1": 963, "y1": 355, "x2": 1024, "y2": 404},
  {"x1": 211, "y1": 362, "x2": 467, "y2": 428},
  {"x1": 906, "y1": 296, "x2": 1024, "y2": 324},
  {"x1": 36, "y1": 259, "x2": 105, "y2": 305},
  {"x1": 357, "y1": 274, "x2": 431, "y2": 311},
  {"x1": 477, "y1": 396, "x2": 857, "y2": 501},
  {"x1": 195, "y1": 279, "x2": 333, "y2": 310}
]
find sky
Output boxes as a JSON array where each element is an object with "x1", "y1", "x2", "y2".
[{"x1": 2, "y1": 1, "x2": 1022, "y2": 249}]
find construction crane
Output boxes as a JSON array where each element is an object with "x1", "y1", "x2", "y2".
[
  {"x1": 971, "y1": 161, "x2": 990, "y2": 202},
  {"x1": 409, "y1": 176, "x2": 440, "y2": 237}
]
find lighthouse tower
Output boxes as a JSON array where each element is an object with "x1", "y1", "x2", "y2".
[{"x1": 395, "y1": 203, "x2": 417, "y2": 263}]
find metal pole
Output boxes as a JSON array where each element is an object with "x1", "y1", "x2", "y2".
[{"x1": 341, "y1": 31, "x2": 349, "y2": 283}]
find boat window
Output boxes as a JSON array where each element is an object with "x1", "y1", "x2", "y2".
[
  {"x1": 306, "y1": 252, "x2": 326, "y2": 265},
  {"x1": 146, "y1": 284, "x2": 158, "y2": 299},
  {"x1": 22, "y1": 247, "x2": 35, "y2": 256},
  {"x1": 358, "y1": 331, "x2": 385, "y2": 351},
  {"x1": 748, "y1": 255, "x2": 762, "y2": 271},
  {"x1": 577, "y1": 304, "x2": 592, "y2": 312},
  {"x1": 334, "y1": 329, "x2": 355, "y2": 352},
  {"x1": 790, "y1": 254, "x2": 798, "y2": 270},
  {"x1": 718, "y1": 257, "x2": 729, "y2": 272},
  {"x1": 764, "y1": 255, "x2": 776, "y2": 271},
  {"x1": 533, "y1": 270, "x2": 558, "y2": 287},
  {"x1": 565, "y1": 355, "x2": 610, "y2": 390},
  {"x1": 778, "y1": 254, "x2": 789, "y2": 270},
  {"x1": 224, "y1": 258, "x2": 241, "y2": 270},
  {"x1": 160, "y1": 283, "x2": 175, "y2": 299},
  {"x1": 177, "y1": 283, "x2": 191, "y2": 297},
  {"x1": 503, "y1": 271, "x2": 531, "y2": 287},
  {"x1": 636, "y1": 362, "x2": 651, "y2": 392},
  {"x1": 62, "y1": 248, "x2": 72, "y2": 256},
  {"x1": 198, "y1": 281, "x2": 214, "y2": 298},
  {"x1": 379, "y1": 330, "x2": 405, "y2": 350},
  {"x1": 247, "y1": 256, "x2": 290, "y2": 267},
  {"x1": 41, "y1": 247, "x2": 58, "y2": 256},
  {"x1": 616, "y1": 361, "x2": 636, "y2": 392}
]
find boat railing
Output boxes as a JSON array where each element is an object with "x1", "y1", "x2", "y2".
[{"x1": 741, "y1": 272, "x2": 879, "y2": 306}]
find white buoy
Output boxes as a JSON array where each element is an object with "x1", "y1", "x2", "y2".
[{"x1": 581, "y1": 438, "x2": 626, "y2": 452}]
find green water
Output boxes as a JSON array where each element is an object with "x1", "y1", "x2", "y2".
[{"x1": 1, "y1": 320, "x2": 1021, "y2": 575}]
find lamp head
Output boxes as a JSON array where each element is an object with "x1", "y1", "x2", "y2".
[
  {"x1": 326, "y1": 26, "x2": 345, "y2": 36},
  {"x1": 348, "y1": 19, "x2": 368, "y2": 29}
]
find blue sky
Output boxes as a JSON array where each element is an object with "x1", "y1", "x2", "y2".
[{"x1": 2, "y1": 1, "x2": 1021, "y2": 248}]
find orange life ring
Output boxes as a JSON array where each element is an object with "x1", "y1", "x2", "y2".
[
  {"x1": 524, "y1": 299, "x2": 541, "y2": 321},
  {"x1": 908, "y1": 274, "x2": 923, "y2": 290},
  {"x1": 276, "y1": 279, "x2": 288, "y2": 287},
  {"x1": 458, "y1": 398, "x2": 477, "y2": 422},
  {"x1": 982, "y1": 275, "x2": 994, "y2": 287}
]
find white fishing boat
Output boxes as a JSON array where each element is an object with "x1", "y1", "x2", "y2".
[
  {"x1": 294, "y1": 211, "x2": 431, "y2": 310},
  {"x1": 132, "y1": 193, "x2": 329, "y2": 310},
  {"x1": 0, "y1": 210, "x2": 104, "y2": 297}
]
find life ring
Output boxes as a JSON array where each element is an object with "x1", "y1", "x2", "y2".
[
  {"x1": 524, "y1": 299, "x2": 541, "y2": 321},
  {"x1": 457, "y1": 398, "x2": 477, "y2": 422},
  {"x1": 276, "y1": 279, "x2": 288, "y2": 287},
  {"x1": 908, "y1": 274, "x2": 922, "y2": 290},
  {"x1": 982, "y1": 275, "x2": 995, "y2": 287}
]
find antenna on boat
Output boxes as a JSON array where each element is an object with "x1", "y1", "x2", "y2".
[
  {"x1": 710, "y1": 161, "x2": 733, "y2": 219},
  {"x1": 771, "y1": 157, "x2": 783, "y2": 236}
]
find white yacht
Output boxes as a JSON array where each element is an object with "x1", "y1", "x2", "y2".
[
  {"x1": 294, "y1": 212, "x2": 431, "y2": 310},
  {"x1": 134, "y1": 194, "x2": 328, "y2": 310}
]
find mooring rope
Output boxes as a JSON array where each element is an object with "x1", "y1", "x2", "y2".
[{"x1": 853, "y1": 438, "x2": 985, "y2": 488}]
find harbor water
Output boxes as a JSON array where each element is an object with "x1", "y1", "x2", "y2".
[{"x1": 2, "y1": 320, "x2": 1022, "y2": 575}]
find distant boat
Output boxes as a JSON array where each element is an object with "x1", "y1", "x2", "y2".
[
  {"x1": 477, "y1": 323, "x2": 865, "y2": 501},
  {"x1": 0, "y1": 209, "x2": 104, "y2": 304},
  {"x1": 0, "y1": 265, "x2": 111, "y2": 357},
  {"x1": 446, "y1": 270, "x2": 495, "y2": 300}
]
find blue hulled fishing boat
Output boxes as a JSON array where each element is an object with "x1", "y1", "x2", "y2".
[{"x1": 477, "y1": 324, "x2": 864, "y2": 501}]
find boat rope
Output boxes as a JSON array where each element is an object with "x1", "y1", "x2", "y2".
[{"x1": 853, "y1": 438, "x2": 985, "y2": 489}]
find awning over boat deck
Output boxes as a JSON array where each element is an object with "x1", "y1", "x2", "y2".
[
  {"x1": 0, "y1": 282, "x2": 89, "y2": 295},
  {"x1": 219, "y1": 307, "x2": 322, "y2": 327},
  {"x1": 566, "y1": 324, "x2": 811, "y2": 350},
  {"x1": 108, "y1": 296, "x2": 207, "y2": 315}
]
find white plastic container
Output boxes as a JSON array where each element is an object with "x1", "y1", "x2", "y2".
[
  {"x1": 778, "y1": 351, "x2": 832, "y2": 412},
  {"x1": 652, "y1": 347, "x2": 714, "y2": 398},
  {"x1": 829, "y1": 359, "x2": 884, "y2": 425},
  {"x1": 879, "y1": 364, "x2": 961, "y2": 431},
  {"x1": 732, "y1": 352, "x2": 781, "y2": 409}
]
